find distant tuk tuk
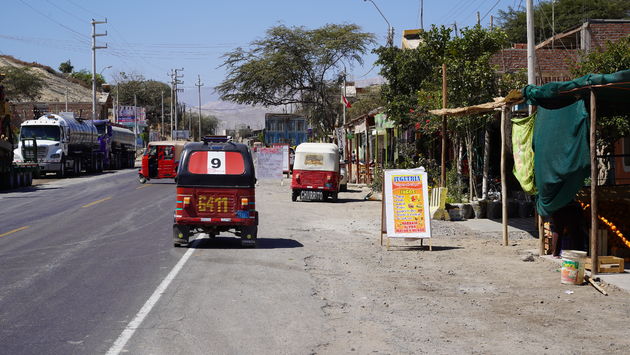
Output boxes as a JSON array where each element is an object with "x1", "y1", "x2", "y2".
[
  {"x1": 138, "y1": 140, "x2": 187, "y2": 184},
  {"x1": 173, "y1": 136, "x2": 258, "y2": 247},
  {"x1": 291, "y1": 143, "x2": 340, "y2": 202}
]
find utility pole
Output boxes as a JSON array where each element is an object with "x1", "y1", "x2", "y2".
[
  {"x1": 526, "y1": 0, "x2": 536, "y2": 114},
  {"x1": 115, "y1": 84, "x2": 119, "y2": 123},
  {"x1": 477, "y1": 11, "x2": 480, "y2": 26},
  {"x1": 168, "y1": 70, "x2": 174, "y2": 138},
  {"x1": 65, "y1": 86, "x2": 68, "y2": 111},
  {"x1": 161, "y1": 91, "x2": 164, "y2": 139},
  {"x1": 490, "y1": 15, "x2": 494, "y2": 29},
  {"x1": 195, "y1": 75, "x2": 204, "y2": 140},
  {"x1": 172, "y1": 68, "x2": 184, "y2": 139},
  {"x1": 188, "y1": 107, "x2": 192, "y2": 138},
  {"x1": 364, "y1": 0, "x2": 393, "y2": 47},
  {"x1": 133, "y1": 93, "x2": 137, "y2": 153},
  {"x1": 91, "y1": 19, "x2": 107, "y2": 120},
  {"x1": 420, "y1": 0, "x2": 424, "y2": 30},
  {"x1": 453, "y1": 22, "x2": 458, "y2": 37}
]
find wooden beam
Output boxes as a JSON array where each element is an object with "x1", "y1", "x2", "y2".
[
  {"x1": 590, "y1": 89, "x2": 599, "y2": 276},
  {"x1": 500, "y1": 106, "x2": 509, "y2": 246}
]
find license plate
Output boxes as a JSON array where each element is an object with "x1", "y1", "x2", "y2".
[
  {"x1": 300, "y1": 190, "x2": 323, "y2": 201},
  {"x1": 197, "y1": 195, "x2": 230, "y2": 213}
]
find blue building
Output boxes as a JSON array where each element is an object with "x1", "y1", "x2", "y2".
[{"x1": 264, "y1": 113, "x2": 308, "y2": 146}]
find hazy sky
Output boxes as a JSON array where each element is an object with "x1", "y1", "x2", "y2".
[{"x1": 3, "y1": 0, "x2": 520, "y2": 105}]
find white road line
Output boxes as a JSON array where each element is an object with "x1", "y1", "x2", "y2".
[{"x1": 106, "y1": 239, "x2": 198, "y2": 355}]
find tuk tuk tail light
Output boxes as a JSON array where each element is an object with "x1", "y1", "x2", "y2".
[
  {"x1": 183, "y1": 197, "x2": 191, "y2": 206},
  {"x1": 326, "y1": 175, "x2": 332, "y2": 182},
  {"x1": 241, "y1": 197, "x2": 249, "y2": 208},
  {"x1": 295, "y1": 173, "x2": 300, "y2": 181}
]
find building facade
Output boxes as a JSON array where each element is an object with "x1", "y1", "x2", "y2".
[{"x1": 264, "y1": 113, "x2": 308, "y2": 146}]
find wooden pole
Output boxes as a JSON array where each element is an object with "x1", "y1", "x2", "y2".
[
  {"x1": 500, "y1": 106, "x2": 509, "y2": 246},
  {"x1": 441, "y1": 63, "x2": 447, "y2": 187},
  {"x1": 538, "y1": 214, "x2": 545, "y2": 256},
  {"x1": 590, "y1": 89, "x2": 599, "y2": 276},
  {"x1": 355, "y1": 133, "x2": 360, "y2": 183},
  {"x1": 366, "y1": 130, "x2": 371, "y2": 184}
]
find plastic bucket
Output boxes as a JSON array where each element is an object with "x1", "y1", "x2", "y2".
[{"x1": 561, "y1": 250, "x2": 587, "y2": 285}]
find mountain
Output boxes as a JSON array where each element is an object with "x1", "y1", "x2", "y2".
[{"x1": 199, "y1": 100, "x2": 285, "y2": 131}]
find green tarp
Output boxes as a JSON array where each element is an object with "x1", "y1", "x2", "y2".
[
  {"x1": 523, "y1": 70, "x2": 630, "y2": 117},
  {"x1": 521, "y1": 69, "x2": 630, "y2": 216},
  {"x1": 512, "y1": 114, "x2": 536, "y2": 195},
  {"x1": 532, "y1": 100, "x2": 591, "y2": 216}
]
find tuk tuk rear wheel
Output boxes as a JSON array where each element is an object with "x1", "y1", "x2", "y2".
[
  {"x1": 173, "y1": 225, "x2": 190, "y2": 247},
  {"x1": 138, "y1": 175, "x2": 147, "y2": 184},
  {"x1": 241, "y1": 226, "x2": 257, "y2": 248},
  {"x1": 331, "y1": 192, "x2": 338, "y2": 202},
  {"x1": 291, "y1": 190, "x2": 299, "y2": 202}
]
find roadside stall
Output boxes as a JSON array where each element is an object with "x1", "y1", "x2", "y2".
[{"x1": 521, "y1": 69, "x2": 630, "y2": 275}]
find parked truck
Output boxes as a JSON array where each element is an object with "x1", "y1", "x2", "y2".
[
  {"x1": 14, "y1": 112, "x2": 104, "y2": 177},
  {"x1": 0, "y1": 76, "x2": 39, "y2": 189},
  {"x1": 93, "y1": 120, "x2": 135, "y2": 169}
]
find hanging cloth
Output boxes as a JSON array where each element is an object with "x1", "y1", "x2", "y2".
[
  {"x1": 533, "y1": 99, "x2": 590, "y2": 217},
  {"x1": 511, "y1": 113, "x2": 537, "y2": 194}
]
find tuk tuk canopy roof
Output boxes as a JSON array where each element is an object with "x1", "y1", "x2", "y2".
[
  {"x1": 522, "y1": 69, "x2": 630, "y2": 117},
  {"x1": 293, "y1": 143, "x2": 340, "y2": 171},
  {"x1": 147, "y1": 140, "x2": 188, "y2": 161}
]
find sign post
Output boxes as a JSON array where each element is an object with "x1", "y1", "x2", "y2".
[{"x1": 381, "y1": 167, "x2": 432, "y2": 250}]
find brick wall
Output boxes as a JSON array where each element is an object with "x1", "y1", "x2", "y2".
[
  {"x1": 589, "y1": 22, "x2": 630, "y2": 49},
  {"x1": 491, "y1": 21, "x2": 630, "y2": 84},
  {"x1": 490, "y1": 47, "x2": 578, "y2": 83}
]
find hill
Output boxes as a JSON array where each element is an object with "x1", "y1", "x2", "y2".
[{"x1": 0, "y1": 55, "x2": 94, "y2": 102}]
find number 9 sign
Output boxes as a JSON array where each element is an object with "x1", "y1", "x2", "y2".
[{"x1": 187, "y1": 151, "x2": 245, "y2": 175}]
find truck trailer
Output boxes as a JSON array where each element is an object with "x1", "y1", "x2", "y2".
[
  {"x1": 14, "y1": 112, "x2": 104, "y2": 177},
  {"x1": 93, "y1": 120, "x2": 135, "y2": 170}
]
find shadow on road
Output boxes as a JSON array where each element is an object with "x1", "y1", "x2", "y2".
[
  {"x1": 1, "y1": 185, "x2": 62, "y2": 194},
  {"x1": 190, "y1": 236, "x2": 303, "y2": 249},
  {"x1": 386, "y1": 245, "x2": 463, "y2": 252}
]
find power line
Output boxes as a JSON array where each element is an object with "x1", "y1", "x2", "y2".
[
  {"x1": 16, "y1": 0, "x2": 90, "y2": 44},
  {"x1": 481, "y1": 0, "x2": 503, "y2": 22}
]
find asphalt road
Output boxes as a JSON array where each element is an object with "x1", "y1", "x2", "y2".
[
  {"x1": 0, "y1": 169, "x2": 184, "y2": 354},
  {"x1": 0, "y1": 170, "x2": 353, "y2": 354}
]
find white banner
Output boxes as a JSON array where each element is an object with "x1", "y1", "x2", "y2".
[{"x1": 253, "y1": 147, "x2": 284, "y2": 179}]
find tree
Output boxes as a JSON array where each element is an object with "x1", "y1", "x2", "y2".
[
  {"x1": 570, "y1": 36, "x2": 630, "y2": 182},
  {"x1": 180, "y1": 111, "x2": 218, "y2": 138},
  {"x1": 375, "y1": 25, "x2": 510, "y2": 200},
  {"x1": 498, "y1": 0, "x2": 630, "y2": 44},
  {"x1": 374, "y1": 25, "x2": 452, "y2": 125},
  {"x1": 58, "y1": 60, "x2": 73, "y2": 74},
  {"x1": 70, "y1": 69, "x2": 106, "y2": 89},
  {"x1": 216, "y1": 24, "x2": 375, "y2": 136},
  {"x1": 113, "y1": 73, "x2": 172, "y2": 130},
  {"x1": 0, "y1": 66, "x2": 44, "y2": 102}
]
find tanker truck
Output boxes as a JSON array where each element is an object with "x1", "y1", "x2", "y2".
[
  {"x1": 13, "y1": 112, "x2": 104, "y2": 177},
  {"x1": 0, "y1": 77, "x2": 39, "y2": 189},
  {"x1": 93, "y1": 120, "x2": 135, "y2": 170}
]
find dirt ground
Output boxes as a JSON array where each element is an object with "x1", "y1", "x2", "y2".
[{"x1": 297, "y1": 184, "x2": 630, "y2": 354}]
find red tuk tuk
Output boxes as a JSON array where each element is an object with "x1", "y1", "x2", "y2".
[
  {"x1": 173, "y1": 136, "x2": 258, "y2": 247},
  {"x1": 291, "y1": 143, "x2": 341, "y2": 202},
  {"x1": 138, "y1": 141, "x2": 187, "y2": 184}
]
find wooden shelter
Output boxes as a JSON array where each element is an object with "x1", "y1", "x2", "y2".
[{"x1": 431, "y1": 70, "x2": 630, "y2": 276}]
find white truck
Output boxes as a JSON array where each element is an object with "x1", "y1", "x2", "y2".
[{"x1": 13, "y1": 112, "x2": 104, "y2": 177}]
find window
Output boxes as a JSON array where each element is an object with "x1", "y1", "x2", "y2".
[{"x1": 304, "y1": 153, "x2": 324, "y2": 166}]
